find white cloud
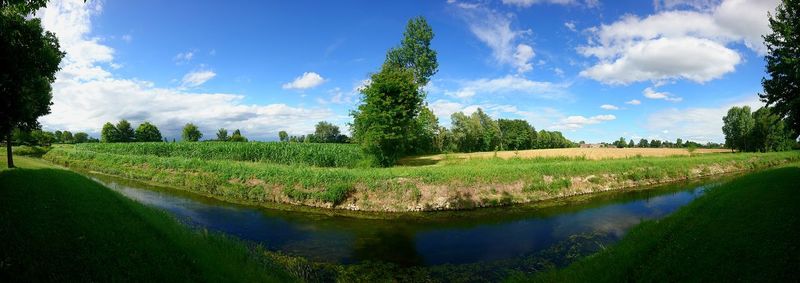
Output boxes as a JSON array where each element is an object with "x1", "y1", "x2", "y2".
[
  {"x1": 643, "y1": 87, "x2": 683, "y2": 102},
  {"x1": 579, "y1": 0, "x2": 779, "y2": 84},
  {"x1": 121, "y1": 34, "x2": 132, "y2": 43},
  {"x1": 180, "y1": 70, "x2": 216, "y2": 87},
  {"x1": 646, "y1": 96, "x2": 763, "y2": 143},
  {"x1": 320, "y1": 79, "x2": 369, "y2": 105},
  {"x1": 174, "y1": 51, "x2": 194, "y2": 63},
  {"x1": 625, "y1": 99, "x2": 642, "y2": 105},
  {"x1": 564, "y1": 21, "x2": 577, "y2": 32},
  {"x1": 653, "y1": 0, "x2": 718, "y2": 11},
  {"x1": 429, "y1": 99, "x2": 565, "y2": 130},
  {"x1": 452, "y1": 2, "x2": 535, "y2": 73},
  {"x1": 501, "y1": 0, "x2": 600, "y2": 7},
  {"x1": 600, "y1": 104, "x2": 619, "y2": 110},
  {"x1": 34, "y1": 0, "x2": 334, "y2": 140},
  {"x1": 445, "y1": 75, "x2": 568, "y2": 99},
  {"x1": 282, "y1": 72, "x2": 326, "y2": 90},
  {"x1": 553, "y1": 114, "x2": 616, "y2": 130}
]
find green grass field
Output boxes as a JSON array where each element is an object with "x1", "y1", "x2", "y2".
[
  {"x1": 42, "y1": 144, "x2": 800, "y2": 212},
  {"x1": 0, "y1": 155, "x2": 294, "y2": 282},
  {"x1": 517, "y1": 164, "x2": 800, "y2": 282}
]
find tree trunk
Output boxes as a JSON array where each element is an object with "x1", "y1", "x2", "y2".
[{"x1": 6, "y1": 131, "x2": 13, "y2": 168}]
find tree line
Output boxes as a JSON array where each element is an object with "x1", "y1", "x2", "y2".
[
  {"x1": 722, "y1": 106, "x2": 797, "y2": 152},
  {"x1": 11, "y1": 128, "x2": 98, "y2": 146},
  {"x1": 608, "y1": 137, "x2": 723, "y2": 149}
]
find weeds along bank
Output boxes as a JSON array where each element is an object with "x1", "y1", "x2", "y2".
[{"x1": 43, "y1": 144, "x2": 800, "y2": 212}]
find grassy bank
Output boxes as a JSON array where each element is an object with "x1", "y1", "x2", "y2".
[
  {"x1": 0, "y1": 155, "x2": 294, "y2": 282},
  {"x1": 518, "y1": 164, "x2": 800, "y2": 282},
  {"x1": 43, "y1": 145, "x2": 800, "y2": 212}
]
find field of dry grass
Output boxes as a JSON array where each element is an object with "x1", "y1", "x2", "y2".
[{"x1": 402, "y1": 148, "x2": 731, "y2": 165}]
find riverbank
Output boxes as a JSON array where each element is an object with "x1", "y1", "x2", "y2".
[
  {"x1": 0, "y1": 156, "x2": 293, "y2": 282},
  {"x1": 520, "y1": 163, "x2": 800, "y2": 282},
  {"x1": 43, "y1": 146, "x2": 800, "y2": 212}
]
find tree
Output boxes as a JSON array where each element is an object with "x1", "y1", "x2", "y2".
[
  {"x1": 101, "y1": 122, "x2": 119, "y2": 143},
  {"x1": 628, "y1": 139, "x2": 635, "y2": 148},
  {"x1": 278, "y1": 131, "x2": 288, "y2": 142},
  {"x1": 229, "y1": 129, "x2": 247, "y2": 142},
  {"x1": 650, "y1": 139, "x2": 662, "y2": 148},
  {"x1": 638, "y1": 139, "x2": 649, "y2": 148},
  {"x1": 0, "y1": 2, "x2": 64, "y2": 168},
  {"x1": 676, "y1": 138, "x2": 683, "y2": 148},
  {"x1": 216, "y1": 128, "x2": 229, "y2": 141},
  {"x1": 750, "y1": 107, "x2": 794, "y2": 152},
  {"x1": 116, "y1": 120, "x2": 135, "y2": 142},
  {"x1": 722, "y1": 106, "x2": 755, "y2": 151},
  {"x1": 411, "y1": 106, "x2": 440, "y2": 154},
  {"x1": 613, "y1": 137, "x2": 627, "y2": 148},
  {"x1": 314, "y1": 121, "x2": 341, "y2": 143},
  {"x1": 135, "y1": 122, "x2": 162, "y2": 142},
  {"x1": 760, "y1": 0, "x2": 800, "y2": 139},
  {"x1": 61, "y1": 130, "x2": 73, "y2": 144},
  {"x1": 53, "y1": 130, "x2": 62, "y2": 143},
  {"x1": 498, "y1": 119, "x2": 535, "y2": 150},
  {"x1": 351, "y1": 66, "x2": 421, "y2": 166},
  {"x1": 385, "y1": 16, "x2": 438, "y2": 87},
  {"x1": 182, "y1": 123, "x2": 202, "y2": 142},
  {"x1": 74, "y1": 132, "x2": 89, "y2": 143}
]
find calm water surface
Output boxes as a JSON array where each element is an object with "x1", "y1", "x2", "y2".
[{"x1": 88, "y1": 173, "x2": 720, "y2": 266}]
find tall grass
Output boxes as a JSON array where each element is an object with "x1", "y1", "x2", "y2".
[{"x1": 77, "y1": 142, "x2": 366, "y2": 168}]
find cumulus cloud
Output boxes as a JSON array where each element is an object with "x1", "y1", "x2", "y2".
[
  {"x1": 579, "y1": 0, "x2": 779, "y2": 84},
  {"x1": 282, "y1": 72, "x2": 326, "y2": 90},
  {"x1": 564, "y1": 21, "x2": 577, "y2": 32},
  {"x1": 625, "y1": 99, "x2": 642, "y2": 105},
  {"x1": 501, "y1": 0, "x2": 598, "y2": 7},
  {"x1": 444, "y1": 75, "x2": 568, "y2": 99},
  {"x1": 174, "y1": 51, "x2": 194, "y2": 63},
  {"x1": 180, "y1": 70, "x2": 216, "y2": 87},
  {"x1": 34, "y1": 0, "x2": 334, "y2": 140},
  {"x1": 319, "y1": 79, "x2": 369, "y2": 105},
  {"x1": 600, "y1": 104, "x2": 620, "y2": 110},
  {"x1": 429, "y1": 99, "x2": 565, "y2": 129},
  {"x1": 553, "y1": 114, "x2": 616, "y2": 130},
  {"x1": 451, "y1": 2, "x2": 536, "y2": 73},
  {"x1": 643, "y1": 87, "x2": 683, "y2": 102},
  {"x1": 646, "y1": 96, "x2": 763, "y2": 143}
]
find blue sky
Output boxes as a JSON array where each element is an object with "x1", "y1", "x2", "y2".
[{"x1": 35, "y1": 0, "x2": 778, "y2": 142}]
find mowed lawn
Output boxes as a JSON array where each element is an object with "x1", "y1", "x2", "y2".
[
  {"x1": 402, "y1": 147, "x2": 730, "y2": 165},
  {"x1": 517, "y1": 164, "x2": 800, "y2": 282},
  {"x1": 0, "y1": 155, "x2": 293, "y2": 282}
]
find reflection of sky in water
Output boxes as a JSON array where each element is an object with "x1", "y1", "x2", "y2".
[{"x1": 92, "y1": 176, "x2": 707, "y2": 266}]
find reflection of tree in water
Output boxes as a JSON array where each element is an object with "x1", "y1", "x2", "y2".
[{"x1": 350, "y1": 227, "x2": 424, "y2": 266}]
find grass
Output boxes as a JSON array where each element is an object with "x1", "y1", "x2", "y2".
[
  {"x1": 42, "y1": 145, "x2": 800, "y2": 212},
  {"x1": 516, "y1": 164, "x2": 800, "y2": 282},
  {"x1": 76, "y1": 141, "x2": 367, "y2": 168},
  {"x1": 0, "y1": 154, "x2": 294, "y2": 282}
]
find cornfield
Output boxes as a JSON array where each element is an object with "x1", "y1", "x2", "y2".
[{"x1": 77, "y1": 142, "x2": 365, "y2": 168}]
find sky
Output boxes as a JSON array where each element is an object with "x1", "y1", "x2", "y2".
[{"x1": 33, "y1": 0, "x2": 780, "y2": 143}]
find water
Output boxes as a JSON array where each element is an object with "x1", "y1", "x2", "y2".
[{"x1": 88, "y1": 173, "x2": 718, "y2": 267}]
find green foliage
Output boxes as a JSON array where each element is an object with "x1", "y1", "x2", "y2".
[
  {"x1": 384, "y1": 16, "x2": 438, "y2": 87},
  {"x1": 450, "y1": 108, "x2": 503, "y2": 152},
  {"x1": 101, "y1": 122, "x2": 120, "y2": 143},
  {"x1": 73, "y1": 132, "x2": 89, "y2": 143},
  {"x1": 278, "y1": 130, "x2": 288, "y2": 142},
  {"x1": 182, "y1": 123, "x2": 202, "y2": 142},
  {"x1": 498, "y1": 119, "x2": 535, "y2": 150},
  {"x1": 723, "y1": 106, "x2": 795, "y2": 152},
  {"x1": 116, "y1": 120, "x2": 135, "y2": 142},
  {"x1": 216, "y1": 128, "x2": 229, "y2": 141},
  {"x1": 0, "y1": 8, "x2": 64, "y2": 167},
  {"x1": 134, "y1": 122, "x2": 163, "y2": 142},
  {"x1": 410, "y1": 106, "x2": 441, "y2": 154},
  {"x1": 760, "y1": 0, "x2": 800, "y2": 139},
  {"x1": 314, "y1": 121, "x2": 345, "y2": 143},
  {"x1": 229, "y1": 129, "x2": 247, "y2": 142},
  {"x1": 352, "y1": 66, "x2": 422, "y2": 166},
  {"x1": 11, "y1": 145, "x2": 49, "y2": 157},
  {"x1": 723, "y1": 106, "x2": 755, "y2": 151},
  {"x1": 74, "y1": 141, "x2": 366, "y2": 168}
]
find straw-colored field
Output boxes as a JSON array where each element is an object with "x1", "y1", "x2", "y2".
[{"x1": 402, "y1": 147, "x2": 731, "y2": 165}]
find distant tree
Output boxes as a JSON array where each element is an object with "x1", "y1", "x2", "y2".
[
  {"x1": 229, "y1": 129, "x2": 247, "y2": 142},
  {"x1": 760, "y1": 0, "x2": 800, "y2": 139},
  {"x1": 31, "y1": 130, "x2": 55, "y2": 146},
  {"x1": 61, "y1": 131, "x2": 73, "y2": 144},
  {"x1": 498, "y1": 119, "x2": 535, "y2": 150},
  {"x1": 628, "y1": 139, "x2": 635, "y2": 148},
  {"x1": 676, "y1": 138, "x2": 683, "y2": 148},
  {"x1": 314, "y1": 121, "x2": 341, "y2": 143},
  {"x1": 722, "y1": 106, "x2": 755, "y2": 151},
  {"x1": 650, "y1": 139, "x2": 662, "y2": 148},
  {"x1": 116, "y1": 120, "x2": 135, "y2": 142},
  {"x1": 74, "y1": 132, "x2": 89, "y2": 143},
  {"x1": 411, "y1": 106, "x2": 440, "y2": 153},
  {"x1": 613, "y1": 137, "x2": 627, "y2": 148},
  {"x1": 182, "y1": 123, "x2": 202, "y2": 142},
  {"x1": 638, "y1": 139, "x2": 649, "y2": 148},
  {"x1": 53, "y1": 130, "x2": 62, "y2": 143},
  {"x1": 216, "y1": 128, "x2": 229, "y2": 141},
  {"x1": 750, "y1": 107, "x2": 794, "y2": 152},
  {"x1": 1, "y1": 3, "x2": 64, "y2": 167},
  {"x1": 474, "y1": 109, "x2": 501, "y2": 151},
  {"x1": 278, "y1": 131, "x2": 288, "y2": 142},
  {"x1": 134, "y1": 122, "x2": 162, "y2": 142},
  {"x1": 101, "y1": 122, "x2": 120, "y2": 143}
]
